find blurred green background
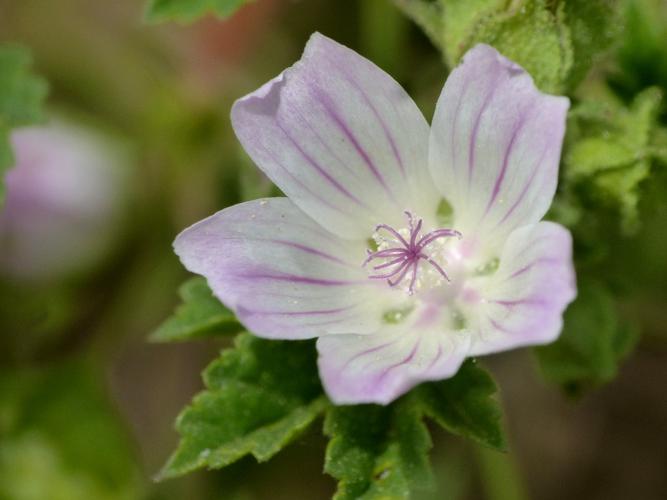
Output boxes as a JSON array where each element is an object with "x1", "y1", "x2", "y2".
[{"x1": 0, "y1": 0, "x2": 666, "y2": 499}]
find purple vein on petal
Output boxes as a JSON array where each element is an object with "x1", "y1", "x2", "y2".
[
  {"x1": 343, "y1": 340, "x2": 395, "y2": 369},
  {"x1": 267, "y1": 239, "x2": 356, "y2": 268},
  {"x1": 275, "y1": 118, "x2": 370, "y2": 209},
  {"x1": 378, "y1": 339, "x2": 421, "y2": 381},
  {"x1": 505, "y1": 256, "x2": 561, "y2": 281},
  {"x1": 331, "y1": 60, "x2": 407, "y2": 179},
  {"x1": 289, "y1": 101, "x2": 365, "y2": 182},
  {"x1": 425, "y1": 343, "x2": 444, "y2": 372},
  {"x1": 310, "y1": 84, "x2": 396, "y2": 201},
  {"x1": 482, "y1": 108, "x2": 531, "y2": 217},
  {"x1": 238, "y1": 272, "x2": 361, "y2": 286},
  {"x1": 496, "y1": 143, "x2": 551, "y2": 226},
  {"x1": 467, "y1": 83, "x2": 499, "y2": 191},
  {"x1": 240, "y1": 305, "x2": 352, "y2": 317},
  {"x1": 492, "y1": 298, "x2": 548, "y2": 308},
  {"x1": 256, "y1": 143, "x2": 355, "y2": 217}
]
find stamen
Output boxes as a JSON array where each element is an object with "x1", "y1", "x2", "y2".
[{"x1": 363, "y1": 212, "x2": 461, "y2": 294}]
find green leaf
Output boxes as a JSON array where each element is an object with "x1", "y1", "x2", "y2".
[
  {"x1": 396, "y1": 1, "x2": 621, "y2": 93},
  {"x1": 562, "y1": 0, "x2": 621, "y2": 90},
  {"x1": 0, "y1": 360, "x2": 142, "y2": 500},
  {"x1": 439, "y1": 0, "x2": 508, "y2": 67},
  {"x1": 564, "y1": 87, "x2": 662, "y2": 233},
  {"x1": 470, "y1": 0, "x2": 573, "y2": 93},
  {"x1": 0, "y1": 44, "x2": 48, "y2": 201},
  {"x1": 159, "y1": 333, "x2": 327, "y2": 479},
  {"x1": 611, "y1": 0, "x2": 667, "y2": 107},
  {"x1": 324, "y1": 400, "x2": 433, "y2": 500},
  {"x1": 145, "y1": 0, "x2": 252, "y2": 23},
  {"x1": 535, "y1": 281, "x2": 639, "y2": 395},
  {"x1": 150, "y1": 277, "x2": 241, "y2": 342},
  {"x1": 416, "y1": 360, "x2": 506, "y2": 451},
  {"x1": 392, "y1": 0, "x2": 445, "y2": 51}
]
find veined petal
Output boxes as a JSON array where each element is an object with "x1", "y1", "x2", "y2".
[
  {"x1": 429, "y1": 44, "x2": 569, "y2": 253},
  {"x1": 231, "y1": 32, "x2": 439, "y2": 239},
  {"x1": 174, "y1": 198, "x2": 390, "y2": 339},
  {"x1": 468, "y1": 222, "x2": 576, "y2": 356},
  {"x1": 317, "y1": 304, "x2": 470, "y2": 405}
]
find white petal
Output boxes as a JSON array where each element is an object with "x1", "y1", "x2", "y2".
[
  {"x1": 232, "y1": 33, "x2": 439, "y2": 239},
  {"x1": 174, "y1": 198, "x2": 390, "y2": 339},
  {"x1": 468, "y1": 221, "x2": 576, "y2": 355},
  {"x1": 317, "y1": 304, "x2": 470, "y2": 404},
  {"x1": 429, "y1": 44, "x2": 569, "y2": 253}
]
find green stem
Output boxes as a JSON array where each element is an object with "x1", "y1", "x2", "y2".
[{"x1": 474, "y1": 446, "x2": 529, "y2": 500}]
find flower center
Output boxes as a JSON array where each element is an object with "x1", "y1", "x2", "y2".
[{"x1": 363, "y1": 211, "x2": 462, "y2": 295}]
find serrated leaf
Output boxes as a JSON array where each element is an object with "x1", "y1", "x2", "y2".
[
  {"x1": 151, "y1": 277, "x2": 241, "y2": 342},
  {"x1": 159, "y1": 333, "x2": 327, "y2": 479},
  {"x1": 145, "y1": 0, "x2": 252, "y2": 23},
  {"x1": 416, "y1": 360, "x2": 506, "y2": 451},
  {"x1": 0, "y1": 44, "x2": 48, "y2": 201},
  {"x1": 535, "y1": 281, "x2": 639, "y2": 396},
  {"x1": 324, "y1": 400, "x2": 433, "y2": 500}
]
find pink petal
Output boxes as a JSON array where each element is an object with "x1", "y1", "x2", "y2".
[
  {"x1": 317, "y1": 305, "x2": 470, "y2": 404},
  {"x1": 429, "y1": 44, "x2": 569, "y2": 251},
  {"x1": 469, "y1": 222, "x2": 576, "y2": 355},
  {"x1": 174, "y1": 198, "x2": 389, "y2": 339},
  {"x1": 231, "y1": 33, "x2": 439, "y2": 239}
]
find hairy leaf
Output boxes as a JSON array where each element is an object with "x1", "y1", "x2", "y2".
[
  {"x1": 324, "y1": 400, "x2": 433, "y2": 500},
  {"x1": 0, "y1": 44, "x2": 47, "y2": 201},
  {"x1": 535, "y1": 281, "x2": 639, "y2": 395},
  {"x1": 440, "y1": 0, "x2": 507, "y2": 67},
  {"x1": 416, "y1": 360, "x2": 506, "y2": 451},
  {"x1": 150, "y1": 277, "x2": 241, "y2": 342},
  {"x1": 563, "y1": 0, "x2": 621, "y2": 90},
  {"x1": 470, "y1": 0, "x2": 573, "y2": 93},
  {"x1": 145, "y1": 0, "x2": 252, "y2": 23},
  {"x1": 565, "y1": 87, "x2": 662, "y2": 232},
  {"x1": 159, "y1": 333, "x2": 327, "y2": 479}
]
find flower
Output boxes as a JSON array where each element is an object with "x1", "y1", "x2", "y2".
[
  {"x1": 174, "y1": 34, "x2": 576, "y2": 405},
  {"x1": 0, "y1": 122, "x2": 129, "y2": 282}
]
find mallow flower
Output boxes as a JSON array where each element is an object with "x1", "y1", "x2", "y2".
[
  {"x1": 175, "y1": 34, "x2": 576, "y2": 404},
  {"x1": 0, "y1": 122, "x2": 129, "y2": 282}
]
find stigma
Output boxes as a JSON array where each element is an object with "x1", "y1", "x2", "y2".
[{"x1": 363, "y1": 211, "x2": 461, "y2": 295}]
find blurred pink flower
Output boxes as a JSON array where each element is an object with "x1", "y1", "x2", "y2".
[
  {"x1": 0, "y1": 122, "x2": 129, "y2": 282},
  {"x1": 175, "y1": 34, "x2": 576, "y2": 404}
]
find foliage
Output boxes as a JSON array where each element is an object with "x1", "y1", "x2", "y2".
[
  {"x1": 416, "y1": 360, "x2": 506, "y2": 451},
  {"x1": 158, "y1": 333, "x2": 328, "y2": 479},
  {"x1": 323, "y1": 360, "x2": 505, "y2": 500},
  {"x1": 151, "y1": 277, "x2": 242, "y2": 342},
  {"x1": 146, "y1": 0, "x2": 667, "y2": 496},
  {"x1": 535, "y1": 281, "x2": 639, "y2": 396},
  {"x1": 562, "y1": 86, "x2": 663, "y2": 234},
  {"x1": 394, "y1": 0, "x2": 620, "y2": 93},
  {"x1": 0, "y1": 360, "x2": 142, "y2": 500},
  {"x1": 0, "y1": 44, "x2": 47, "y2": 202},
  {"x1": 158, "y1": 280, "x2": 506, "y2": 497},
  {"x1": 145, "y1": 0, "x2": 253, "y2": 23},
  {"x1": 324, "y1": 402, "x2": 433, "y2": 500}
]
